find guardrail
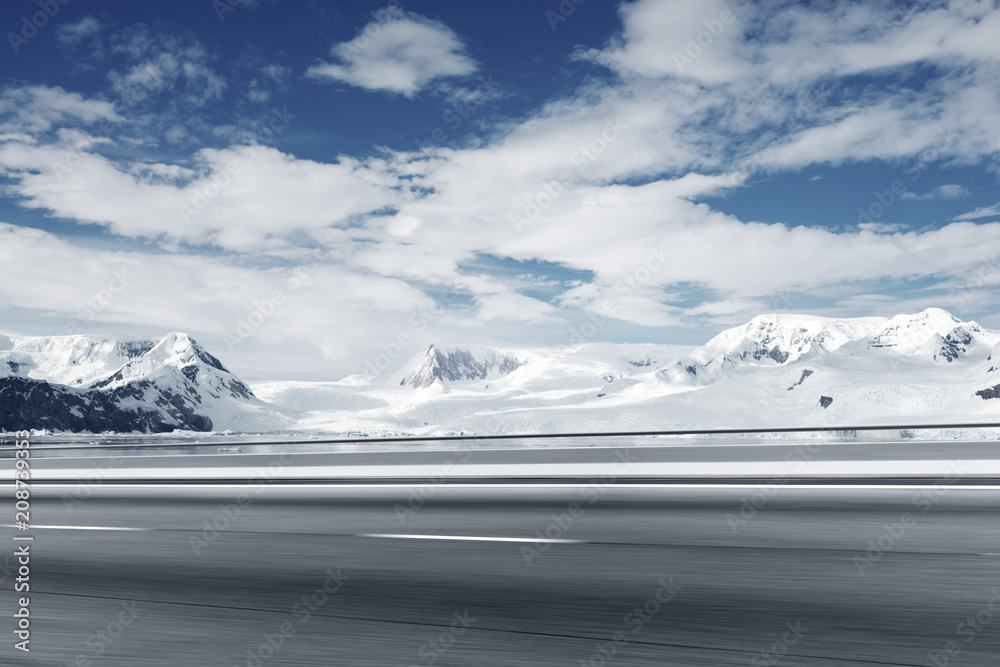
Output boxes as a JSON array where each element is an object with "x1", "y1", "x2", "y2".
[{"x1": 0, "y1": 422, "x2": 997, "y2": 454}]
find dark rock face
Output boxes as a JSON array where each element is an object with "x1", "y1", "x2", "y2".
[
  {"x1": 976, "y1": 385, "x2": 1000, "y2": 400},
  {"x1": 741, "y1": 346, "x2": 790, "y2": 364},
  {"x1": 819, "y1": 395, "x2": 833, "y2": 409},
  {"x1": 115, "y1": 341, "x2": 155, "y2": 359},
  {"x1": 0, "y1": 376, "x2": 213, "y2": 433},
  {"x1": 765, "y1": 347, "x2": 790, "y2": 364},
  {"x1": 787, "y1": 369, "x2": 814, "y2": 391},
  {"x1": 935, "y1": 329, "x2": 974, "y2": 362},
  {"x1": 0, "y1": 334, "x2": 254, "y2": 433}
]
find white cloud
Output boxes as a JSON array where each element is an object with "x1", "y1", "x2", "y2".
[
  {"x1": 57, "y1": 16, "x2": 101, "y2": 46},
  {"x1": 953, "y1": 202, "x2": 1000, "y2": 221},
  {"x1": 0, "y1": 223, "x2": 460, "y2": 375},
  {"x1": 0, "y1": 137, "x2": 394, "y2": 252},
  {"x1": 900, "y1": 184, "x2": 970, "y2": 201},
  {"x1": 108, "y1": 28, "x2": 227, "y2": 109},
  {"x1": 307, "y1": 13, "x2": 477, "y2": 97},
  {"x1": 586, "y1": 0, "x2": 749, "y2": 84},
  {"x1": 5, "y1": 2, "x2": 1000, "y2": 372},
  {"x1": 0, "y1": 86, "x2": 120, "y2": 135},
  {"x1": 589, "y1": 0, "x2": 1000, "y2": 86}
]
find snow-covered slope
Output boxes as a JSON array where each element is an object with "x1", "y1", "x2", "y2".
[
  {"x1": 658, "y1": 313, "x2": 883, "y2": 385},
  {"x1": 658, "y1": 308, "x2": 1000, "y2": 384},
  {"x1": 0, "y1": 332, "x2": 288, "y2": 433},
  {"x1": 396, "y1": 343, "x2": 523, "y2": 388},
  {"x1": 0, "y1": 333, "x2": 156, "y2": 387},
  {"x1": 5, "y1": 309, "x2": 999, "y2": 436},
  {"x1": 255, "y1": 309, "x2": 1000, "y2": 435}
]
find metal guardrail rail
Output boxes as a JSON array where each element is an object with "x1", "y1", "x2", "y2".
[{"x1": 0, "y1": 422, "x2": 997, "y2": 453}]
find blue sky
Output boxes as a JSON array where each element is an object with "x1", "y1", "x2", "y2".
[{"x1": 2, "y1": 0, "x2": 1000, "y2": 378}]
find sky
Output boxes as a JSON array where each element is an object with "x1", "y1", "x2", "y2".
[{"x1": 1, "y1": 0, "x2": 999, "y2": 379}]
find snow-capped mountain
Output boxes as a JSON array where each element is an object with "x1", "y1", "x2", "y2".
[
  {"x1": 660, "y1": 308, "x2": 1000, "y2": 385},
  {"x1": 658, "y1": 312, "x2": 880, "y2": 385},
  {"x1": 397, "y1": 343, "x2": 523, "y2": 388},
  {"x1": 5, "y1": 308, "x2": 998, "y2": 436},
  {"x1": 0, "y1": 332, "x2": 285, "y2": 433},
  {"x1": 256, "y1": 309, "x2": 1000, "y2": 435}
]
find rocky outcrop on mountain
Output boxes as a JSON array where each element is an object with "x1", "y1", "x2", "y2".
[
  {"x1": 659, "y1": 309, "x2": 1000, "y2": 386},
  {"x1": 401, "y1": 344, "x2": 523, "y2": 389},
  {"x1": 0, "y1": 331, "x2": 263, "y2": 433},
  {"x1": 976, "y1": 385, "x2": 1000, "y2": 400},
  {"x1": 0, "y1": 376, "x2": 212, "y2": 432}
]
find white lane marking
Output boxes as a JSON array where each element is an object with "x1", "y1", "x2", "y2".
[
  {"x1": 10, "y1": 483, "x2": 1000, "y2": 490},
  {"x1": 2, "y1": 524, "x2": 150, "y2": 532},
  {"x1": 358, "y1": 533, "x2": 583, "y2": 544}
]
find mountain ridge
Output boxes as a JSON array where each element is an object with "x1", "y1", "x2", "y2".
[
  {"x1": 4, "y1": 308, "x2": 999, "y2": 434},
  {"x1": 0, "y1": 331, "x2": 273, "y2": 433}
]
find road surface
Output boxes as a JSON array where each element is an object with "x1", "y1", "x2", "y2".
[{"x1": 1, "y1": 440, "x2": 998, "y2": 665}]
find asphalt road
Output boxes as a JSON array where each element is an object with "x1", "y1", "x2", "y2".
[{"x1": 2, "y1": 442, "x2": 999, "y2": 666}]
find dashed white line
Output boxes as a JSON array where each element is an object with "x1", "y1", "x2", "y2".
[
  {"x1": 3, "y1": 524, "x2": 151, "y2": 532},
  {"x1": 357, "y1": 533, "x2": 582, "y2": 544}
]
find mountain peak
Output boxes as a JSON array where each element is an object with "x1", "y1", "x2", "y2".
[
  {"x1": 866, "y1": 308, "x2": 989, "y2": 358},
  {"x1": 0, "y1": 330, "x2": 270, "y2": 433},
  {"x1": 400, "y1": 343, "x2": 523, "y2": 389},
  {"x1": 659, "y1": 308, "x2": 996, "y2": 386}
]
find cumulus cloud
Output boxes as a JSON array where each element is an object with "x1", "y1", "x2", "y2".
[
  {"x1": 0, "y1": 223, "x2": 458, "y2": 375},
  {"x1": 0, "y1": 137, "x2": 394, "y2": 252},
  {"x1": 4, "y1": 1, "x2": 1000, "y2": 372},
  {"x1": 589, "y1": 0, "x2": 1000, "y2": 85},
  {"x1": 307, "y1": 12, "x2": 477, "y2": 96},
  {"x1": 0, "y1": 86, "x2": 120, "y2": 135},
  {"x1": 585, "y1": 0, "x2": 749, "y2": 84}
]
